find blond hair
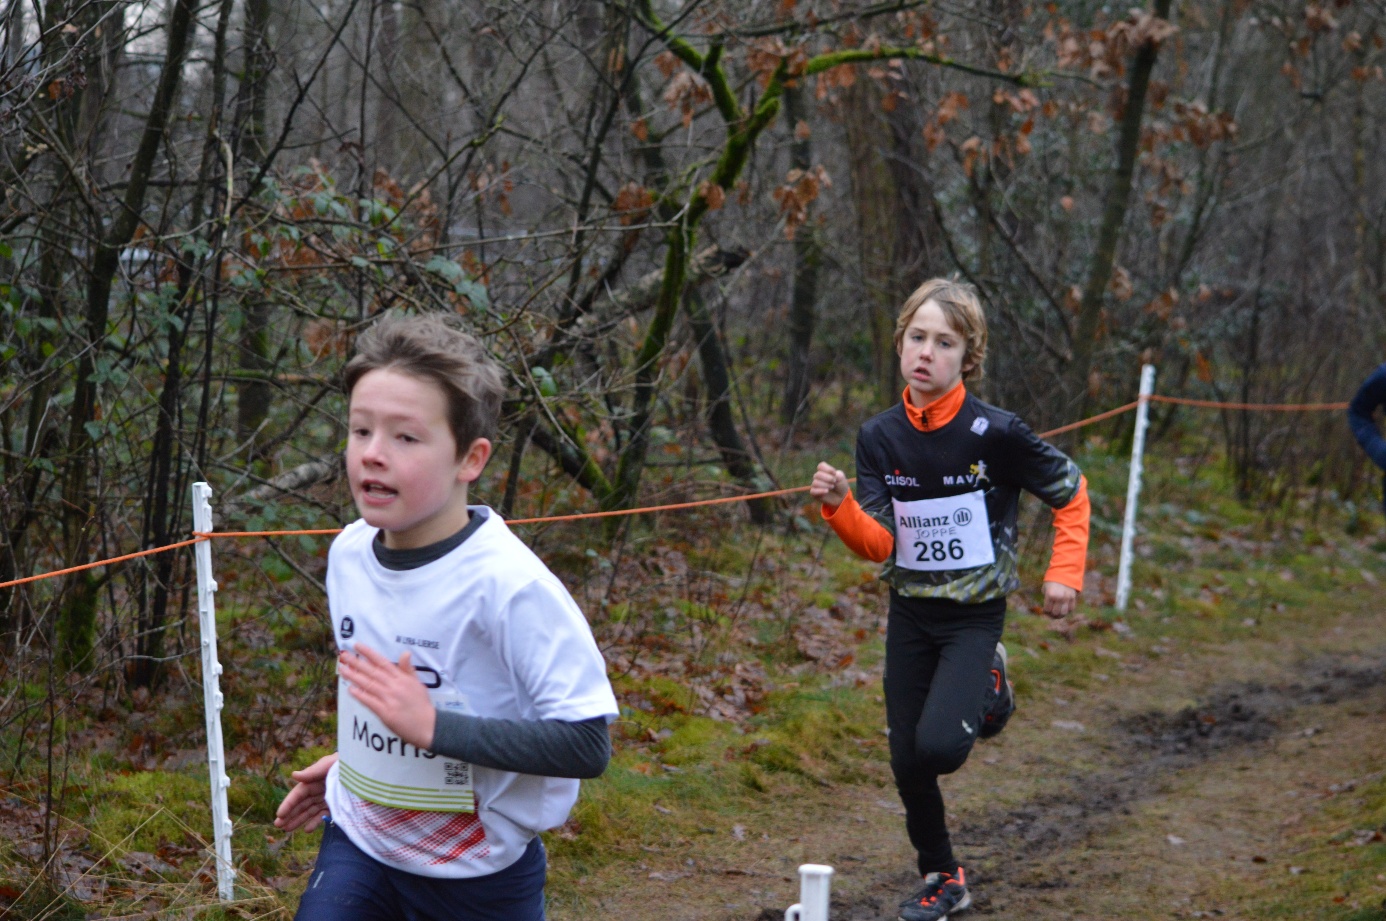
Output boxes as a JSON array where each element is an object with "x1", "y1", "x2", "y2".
[
  {"x1": 893, "y1": 278, "x2": 988, "y2": 381},
  {"x1": 343, "y1": 312, "x2": 506, "y2": 458}
]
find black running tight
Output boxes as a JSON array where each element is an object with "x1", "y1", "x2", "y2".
[{"x1": 883, "y1": 592, "x2": 1006, "y2": 877}]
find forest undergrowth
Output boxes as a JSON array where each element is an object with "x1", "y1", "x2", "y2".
[{"x1": 0, "y1": 422, "x2": 1383, "y2": 921}]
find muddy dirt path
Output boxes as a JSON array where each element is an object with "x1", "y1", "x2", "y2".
[{"x1": 563, "y1": 599, "x2": 1386, "y2": 921}]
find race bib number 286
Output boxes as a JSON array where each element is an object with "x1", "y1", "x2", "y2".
[{"x1": 892, "y1": 491, "x2": 995, "y2": 572}]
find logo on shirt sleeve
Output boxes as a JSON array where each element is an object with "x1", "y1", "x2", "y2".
[
  {"x1": 340, "y1": 616, "x2": 355, "y2": 639},
  {"x1": 971, "y1": 417, "x2": 989, "y2": 435}
]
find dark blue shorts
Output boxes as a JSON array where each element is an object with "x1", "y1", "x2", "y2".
[{"x1": 293, "y1": 819, "x2": 546, "y2": 921}]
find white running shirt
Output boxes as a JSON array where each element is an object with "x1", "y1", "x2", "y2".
[{"x1": 322, "y1": 509, "x2": 618, "y2": 878}]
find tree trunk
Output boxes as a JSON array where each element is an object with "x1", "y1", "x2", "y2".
[
  {"x1": 687, "y1": 290, "x2": 777, "y2": 524},
  {"x1": 58, "y1": 0, "x2": 198, "y2": 664},
  {"x1": 612, "y1": 222, "x2": 691, "y2": 513},
  {"x1": 1068, "y1": 0, "x2": 1174, "y2": 413},
  {"x1": 234, "y1": 0, "x2": 275, "y2": 462},
  {"x1": 126, "y1": 0, "x2": 237, "y2": 688},
  {"x1": 781, "y1": 84, "x2": 822, "y2": 427},
  {"x1": 842, "y1": 77, "x2": 902, "y2": 408}
]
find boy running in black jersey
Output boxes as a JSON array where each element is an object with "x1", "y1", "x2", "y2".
[{"x1": 809, "y1": 278, "x2": 1089, "y2": 921}]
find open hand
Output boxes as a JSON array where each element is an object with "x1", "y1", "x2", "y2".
[
  {"x1": 338, "y1": 644, "x2": 436, "y2": 751},
  {"x1": 274, "y1": 752, "x2": 338, "y2": 833}
]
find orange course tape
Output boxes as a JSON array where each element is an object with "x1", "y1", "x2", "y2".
[
  {"x1": 0, "y1": 537, "x2": 209, "y2": 590},
  {"x1": 0, "y1": 393, "x2": 1353, "y2": 590}
]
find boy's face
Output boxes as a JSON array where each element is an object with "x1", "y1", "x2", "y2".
[
  {"x1": 898, "y1": 299, "x2": 974, "y2": 405},
  {"x1": 346, "y1": 368, "x2": 490, "y2": 550}
]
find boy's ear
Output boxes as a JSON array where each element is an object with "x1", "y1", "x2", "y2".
[
  {"x1": 457, "y1": 438, "x2": 493, "y2": 483},
  {"x1": 961, "y1": 345, "x2": 981, "y2": 375}
]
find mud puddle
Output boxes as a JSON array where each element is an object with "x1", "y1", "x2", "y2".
[{"x1": 824, "y1": 656, "x2": 1386, "y2": 920}]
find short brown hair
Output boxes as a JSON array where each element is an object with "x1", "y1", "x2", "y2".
[
  {"x1": 893, "y1": 278, "x2": 988, "y2": 381},
  {"x1": 343, "y1": 312, "x2": 506, "y2": 457}
]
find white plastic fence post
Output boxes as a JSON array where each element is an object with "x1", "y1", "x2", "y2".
[
  {"x1": 192, "y1": 482, "x2": 236, "y2": 900},
  {"x1": 1115, "y1": 365, "x2": 1157, "y2": 612},
  {"x1": 783, "y1": 864, "x2": 834, "y2": 921}
]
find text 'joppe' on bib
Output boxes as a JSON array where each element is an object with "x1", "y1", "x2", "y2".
[
  {"x1": 336, "y1": 677, "x2": 475, "y2": 813},
  {"x1": 892, "y1": 490, "x2": 995, "y2": 572}
]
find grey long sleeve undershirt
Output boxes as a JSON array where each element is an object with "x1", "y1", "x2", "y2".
[
  {"x1": 370, "y1": 509, "x2": 612, "y2": 780},
  {"x1": 430, "y1": 712, "x2": 611, "y2": 779}
]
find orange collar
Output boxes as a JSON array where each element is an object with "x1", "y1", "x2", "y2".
[{"x1": 902, "y1": 381, "x2": 966, "y2": 432}]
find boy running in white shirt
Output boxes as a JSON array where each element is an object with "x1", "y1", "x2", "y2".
[{"x1": 275, "y1": 312, "x2": 618, "y2": 921}]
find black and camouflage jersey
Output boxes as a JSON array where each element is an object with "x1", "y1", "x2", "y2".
[{"x1": 854, "y1": 391, "x2": 1084, "y2": 603}]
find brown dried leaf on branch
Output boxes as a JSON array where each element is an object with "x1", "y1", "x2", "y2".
[
  {"x1": 993, "y1": 88, "x2": 1040, "y2": 113},
  {"x1": 746, "y1": 37, "x2": 808, "y2": 89},
  {"x1": 1168, "y1": 100, "x2": 1238, "y2": 148},
  {"x1": 771, "y1": 165, "x2": 831, "y2": 239},
  {"x1": 900, "y1": 11, "x2": 938, "y2": 42},
  {"x1": 923, "y1": 120, "x2": 946, "y2": 152},
  {"x1": 655, "y1": 51, "x2": 682, "y2": 78},
  {"x1": 1144, "y1": 288, "x2": 1179, "y2": 321},
  {"x1": 1108, "y1": 264, "x2": 1130, "y2": 300},
  {"x1": 815, "y1": 62, "x2": 856, "y2": 101},
  {"x1": 1052, "y1": 10, "x2": 1176, "y2": 81},
  {"x1": 613, "y1": 182, "x2": 655, "y2": 226},
  {"x1": 698, "y1": 180, "x2": 726, "y2": 211},
  {"x1": 304, "y1": 319, "x2": 350, "y2": 359},
  {"x1": 1123, "y1": 10, "x2": 1179, "y2": 48},
  {"x1": 937, "y1": 91, "x2": 970, "y2": 125},
  {"x1": 959, "y1": 135, "x2": 984, "y2": 178},
  {"x1": 663, "y1": 70, "x2": 713, "y2": 128},
  {"x1": 1303, "y1": 4, "x2": 1337, "y2": 34}
]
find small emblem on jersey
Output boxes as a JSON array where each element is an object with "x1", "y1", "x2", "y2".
[
  {"x1": 885, "y1": 470, "x2": 921, "y2": 487},
  {"x1": 971, "y1": 417, "x2": 989, "y2": 435},
  {"x1": 962, "y1": 719, "x2": 975, "y2": 735},
  {"x1": 941, "y1": 461, "x2": 989, "y2": 487},
  {"x1": 340, "y1": 616, "x2": 355, "y2": 639},
  {"x1": 953, "y1": 508, "x2": 973, "y2": 526}
]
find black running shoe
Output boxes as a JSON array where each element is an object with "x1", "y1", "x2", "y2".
[
  {"x1": 979, "y1": 641, "x2": 1014, "y2": 739},
  {"x1": 898, "y1": 867, "x2": 971, "y2": 921}
]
